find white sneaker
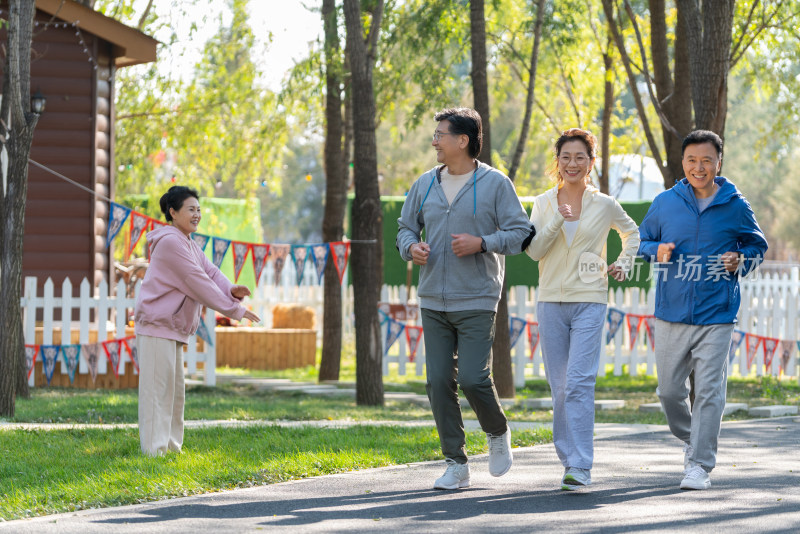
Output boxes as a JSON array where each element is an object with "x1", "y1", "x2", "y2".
[
  {"x1": 487, "y1": 426, "x2": 513, "y2": 477},
  {"x1": 434, "y1": 459, "x2": 470, "y2": 490},
  {"x1": 561, "y1": 467, "x2": 592, "y2": 490},
  {"x1": 682, "y1": 442, "x2": 694, "y2": 472},
  {"x1": 680, "y1": 465, "x2": 711, "y2": 490}
]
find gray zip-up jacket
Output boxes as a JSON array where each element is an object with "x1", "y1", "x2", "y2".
[{"x1": 396, "y1": 162, "x2": 532, "y2": 312}]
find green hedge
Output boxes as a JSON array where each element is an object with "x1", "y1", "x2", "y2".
[{"x1": 377, "y1": 196, "x2": 652, "y2": 290}]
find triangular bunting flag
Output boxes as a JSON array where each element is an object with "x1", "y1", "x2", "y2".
[
  {"x1": 191, "y1": 233, "x2": 211, "y2": 252},
  {"x1": 291, "y1": 244, "x2": 310, "y2": 285},
  {"x1": 762, "y1": 337, "x2": 779, "y2": 372},
  {"x1": 626, "y1": 313, "x2": 646, "y2": 350},
  {"x1": 231, "y1": 241, "x2": 251, "y2": 283},
  {"x1": 126, "y1": 212, "x2": 150, "y2": 260},
  {"x1": 778, "y1": 340, "x2": 796, "y2": 374},
  {"x1": 251, "y1": 244, "x2": 270, "y2": 286},
  {"x1": 41, "y1": 345, "x2": 59, "y2": 385},
  {"x1": 106, "y1": 202, "x2": 131, "y2": 248},
  {"x1": 151, "y1": 218, "x2": 167, "y2": 229},
  {"x1": 643, "y1": 315, "x2": 656, "y2": 349},
  {"x1": 122, "y1": 336, "x2": 139, "y2": 373},
  {"x1": 405, "y1": 325, "x2": 423, "y2": 363},
  {"x1": 196, "y1": 318, "x2": 214, "y2": 347},
  {"x1": 606, "y1": 307, "x2": 625, "y2": 344},
  {"x1": 745, "y1": 334, "x2": 762, "y2": 370},
  {"x1": 509, "y1": 316, "x2": 527, "y2": 348},
  {"x1": 271, "y1": 244, "x2": 290, "y2": 285},
  {"x1": 102, "y1": 340, "x2": 123, "y2": 379},
  {"x1": 211, "y1": 237, "x2": 232, "y2": 268},
  {"x1": 60, "y1": 344, "x2": 81, "y2": 384},
  {"x1": 24, "y1": 344, "x2": 39, "y2": 380},
  {"x1": 82, "y1": 343, "x2": 100, "y2": 384},
  {"x1": 311, "y1": 243, "x2": 330, "y2": 284},
  {"x1": 378, "y1": 308, "x2": 390, "y2": 325},
  {"x1": 383, "y1": 316, "x2": 405, "y2": 356},
  {"x1": 330, "y1": 241, "x2": 350, "y2": 284},
  {"x1": 729, "y1": 329, "x2": 746, "y2": 365},
  {"x1": 527, "y1": 321, "x2": 540, "y2": 360}
]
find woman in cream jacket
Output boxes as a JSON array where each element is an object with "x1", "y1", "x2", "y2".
[{"x1": 527, "y1": 128, "x2": 639, "y2": 490}]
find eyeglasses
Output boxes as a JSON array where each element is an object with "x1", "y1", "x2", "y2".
[{"x1": 432, "y1": 131, "x2": 459, "y2": 142}]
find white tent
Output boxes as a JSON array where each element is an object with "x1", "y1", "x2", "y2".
[{"x1": 593, "y1": 154, "x2": 666, "y2": 202}]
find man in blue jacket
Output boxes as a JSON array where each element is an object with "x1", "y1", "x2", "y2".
[
  {"x1": 397, "y1": 108, "x2": 533, "y2": 490},
  {"x1": 639, "y1": 130, "x2": 768, "y2": 490}
]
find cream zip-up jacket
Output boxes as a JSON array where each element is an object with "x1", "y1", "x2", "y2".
[{"x1": 526, "y1": 184, "x2": 639, "y2": 304}]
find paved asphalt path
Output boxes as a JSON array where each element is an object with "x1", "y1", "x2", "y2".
[{"x1": 3, "y1": 417, "x2": 799, "y2": 533}]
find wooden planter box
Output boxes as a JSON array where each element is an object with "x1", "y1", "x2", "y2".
[{"x1": 215, "y1": 327, "x2": 316, "y2": 370}]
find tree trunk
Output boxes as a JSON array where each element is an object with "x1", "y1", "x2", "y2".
[
  {"x1": 343, "y1": 0, "x2": 384, "y2": 406},
  {"x1": 470, "y1": 0, "x2": 513, "y2": 398},
  {"x1": 0, "y1": 0, "x2": 39, "y2": 416},
  {"x1": 507, "y1": 0, "x2": 545, "y2": 182},
  {"x1": 649, "y1": 0, "x2": 691, "y2": 186},
  {"x1": 676, "y1": 0, "x2": 734, "y2": 135},
  {"x1": 599, "y1": 37, "x2": 613, "y2": 195},
  {"x1": 318, "y1": 0, "x2": 347, "y2": 383}
]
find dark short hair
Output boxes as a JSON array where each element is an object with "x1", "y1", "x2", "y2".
[
  {"x1": 682, "y1": 130, "x2": 723, "y2": 157},
  {"x1": 434, "y1": 107, "x2": 483, "y2": 158},
  {"x1": 159, "y1": 186, "x2": 199, "y2": 222}
]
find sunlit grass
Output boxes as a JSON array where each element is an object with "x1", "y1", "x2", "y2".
[{"x1": 0, "y1": 425, "x2": 552, "y2": 521}]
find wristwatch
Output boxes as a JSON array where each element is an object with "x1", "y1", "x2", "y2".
[{"x1": 480, "y1": 238, "x2": 487, "y2": 253}]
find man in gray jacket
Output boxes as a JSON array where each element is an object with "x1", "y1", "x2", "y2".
[{"x1": 397, "y1": 107, "x2": 533, "y2": 490}]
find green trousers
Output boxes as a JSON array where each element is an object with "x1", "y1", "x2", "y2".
[{"x1": 422, "y1": 308, "x2": 508, "y2": 464}]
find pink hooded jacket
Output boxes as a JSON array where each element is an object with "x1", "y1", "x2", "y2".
[{"x1": 134, "y1": 225, "x2": 246, "y2": 343}]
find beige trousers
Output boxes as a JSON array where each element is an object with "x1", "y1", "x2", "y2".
[{"x1": 137, "y1": 334, "x2": 185, "y2": 456}]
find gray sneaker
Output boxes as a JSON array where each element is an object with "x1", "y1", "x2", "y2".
[
  {"x1": 434, "y1": 459, "x2": 470, "y2": 490},
  {"x1": 680, "y1": 464, "x2": 711, "y2": 490},
  {"x1": 561, "y1": 467, "x2": 592, "y2": 490},
  {"x1": 683, "y1": 442, "x2": 694, "y2": 472},
  {"x1": 487, "y1": 426, "x2": 513, "y2": 477}
]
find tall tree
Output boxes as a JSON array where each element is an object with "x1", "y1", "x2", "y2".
[
  {"x1": 601, "y1": 0, "x2": 787, "y2": 188},
  {"x1": 471, "y1": 0, "x2": 515, "y2": 397},
  {"x1": 319, "y1": 0, "x2": 348, "y2": 382},
  {"x1": 0, "y1": 0, "x2": 41, "y2": 416},
  {"x1": 343, "y1": 0, "x2": 385, "y2": 406}
]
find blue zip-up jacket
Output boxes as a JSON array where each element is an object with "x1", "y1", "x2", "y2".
[
  {"x1": 638, "y1": 177, "x2": 768, "y2": 325},
  {"x1": 396, "y1": 163, "x2": 532, "y2": 312}
]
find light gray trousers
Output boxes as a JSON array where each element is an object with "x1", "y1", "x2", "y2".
[
  {"x1": 137, "y1": 334, "x2": 185, "y2": 456},
  {"x1": 538, "y1": 301, "x2": 607, "y2": 471},
  {"x1": 654, "y1": 319, "x2": 734, "y2": 472}
]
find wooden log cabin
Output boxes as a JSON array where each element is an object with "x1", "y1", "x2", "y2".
[{"x1": 1, "y1": 0, "x2": 157, "y2": 292}]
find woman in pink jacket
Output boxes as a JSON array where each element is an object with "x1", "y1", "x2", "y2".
[{"x1": 135, "y1": 186, "x2": 260, "y2": 456}]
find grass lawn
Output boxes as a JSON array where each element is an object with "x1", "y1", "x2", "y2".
[
  {"x1": 2, "y1": 354, "x2": 798, "y2": 521},
  {"x1": 0, "y1": 424, "x2": 552, "y2": 520}
]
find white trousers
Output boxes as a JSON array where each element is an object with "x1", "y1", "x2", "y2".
[{"x1": 137, "y1": 334, "x2": 185, "y2": 456}]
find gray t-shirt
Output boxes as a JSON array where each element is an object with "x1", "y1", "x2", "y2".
[{"x1": 696, "y1": 186, "x2": 718, "y2": 212}]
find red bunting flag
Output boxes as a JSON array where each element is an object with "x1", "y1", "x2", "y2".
[
  {"x1": 527, "y1": 322, "x2": 540, "y2": 360},
  {"x1": 102, "y1": 339, "x2": 123, "y2": 379},
  {"x1": 231, "y1": 241, "x2": 251, "y2": 283},
  {"x1": 745, "y1": 333, "x2": 762, "y2": 370},
  {"x1": 24, "y1": 344, "x2": 39, "y2": 380},
  {"x1": 762, "y1": 337, "x2": 779, "y2": 372},
  {"x1": 126, "y1": 211, "x2": 151, "y2": 260},
  {"x1": 330, "y1": 241, "x2": 350, "y2": 284},
  {"x1": 405, "y1": 326, "x2": 423, "y2": 363},
  {"x1": 251, "y1": 244, "x2": 270, "y2": 286},
  {"x1": 626, "y1": 313, "x2": 648, "y2": 350},
  {"x1": 122, "y1": 336, "x2": 139, "y2": 373}
]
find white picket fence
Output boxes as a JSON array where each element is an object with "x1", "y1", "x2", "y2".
[
  {"x1": 380, "y1": 269, "x2": 800, "y2": 385},
  {"x1": 21, "y1": 266, "x2": 800, "y2": 388},
  {"x1": 20, "y1": 276, "x2": 217, "y2": 386}
]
